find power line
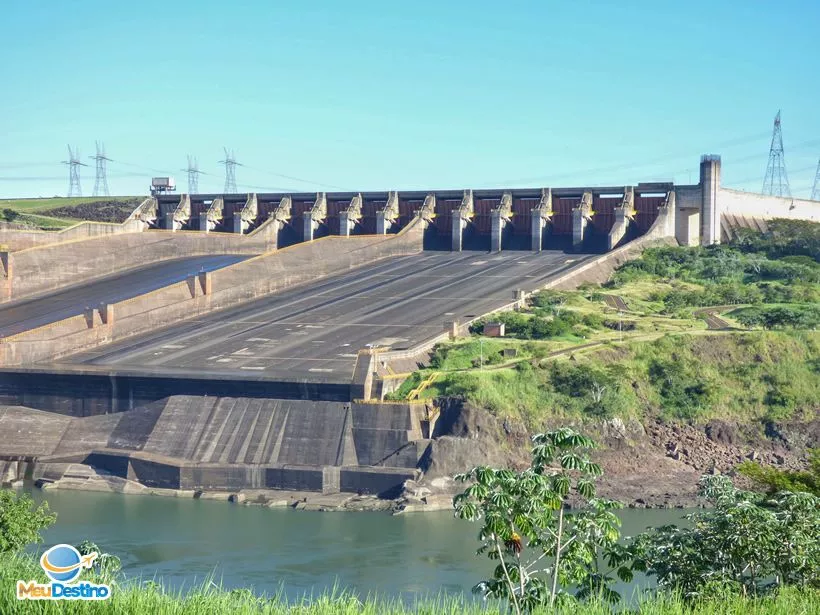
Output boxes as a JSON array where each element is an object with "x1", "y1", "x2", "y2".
[
  {"x1": 810, "y1": 159, "x2": 820, "y2": 201},
  {"x1": 241, "y1": 164, "x2": 345, "y2": 190},
  {"x1": 762, "y1": 110, "x2": 790, "y2": 197},
  {"x1": 90, "y1": 141, "x2": 111, "y2": 197},
  {"x1": 486, "y1": 131, "x2": 773, "y2": 185},
  {"x1": 218, "y1": 148, "x2": 240, "y2": 193},
  {"x1": 61, "y1": 145, "x2": 87, "y2": 197},
  {"x1": 183, "y1": 155, "x2": 203, "y2": 194}
]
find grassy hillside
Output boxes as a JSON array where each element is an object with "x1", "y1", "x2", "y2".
[
  {"x1": 387, "y1": 220, "x2": 820, "y2": 428},
  {"x1": 0, "y1": 196, "x2": 142, "y2": 229}
]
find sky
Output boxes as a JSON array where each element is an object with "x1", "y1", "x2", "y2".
[{"x1": 1, "y1": 0, "x2": 819, "y2": 198}]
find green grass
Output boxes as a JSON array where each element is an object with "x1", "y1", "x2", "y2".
[
  {"x1": 0, "y1": 197, "x2": 138, "y2": 213},
  {"x1": 1, "y1": 552, "x2": 817, "y2": 614},
  {"x1": 389, "y1": 233, "x2": 820, "y2": 427},
  {"x1": 3, "y1": 213, "x2": 78, "y2": 230},
  {"x1": 0, "y1": 196, "x2": 142, "y2": 229},
  {"x1": 405, "y1": 331, "x2": 820, "y2": 427}
]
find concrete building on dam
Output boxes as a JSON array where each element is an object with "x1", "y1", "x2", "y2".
[
  {"x1": 0, "y1": 154, "x2": 818, "y2": 499},
  {"x1": 141, "y1": 155, "x2": 820, "y2": 251}
]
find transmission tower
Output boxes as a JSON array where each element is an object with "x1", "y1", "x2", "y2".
[
  {"x1": 183, "y1": 155, "x2": 202, "y2": 194},
  {"x1": 90, "y1": 141, "x2": 111, "y2": 197},
  {"x1": 811, "y1": 159, "x2": 820, "y2": 201},
  {"x1": 762, "y1": 110, "x2": 791, "y2": 197},
  {"x1": 218, "y1": 148, "x2": 239, "y2": 193},
  {"x1": 61, "y1": 145, "x2": 87, "y2": 197}
]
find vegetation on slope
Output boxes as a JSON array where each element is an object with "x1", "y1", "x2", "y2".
[
  {"x1": 0, "y1": 196, "x2": 141, "y2": 229},
  {"x1": 387, "y1": 220, "x2": 820, "y2": 428}
]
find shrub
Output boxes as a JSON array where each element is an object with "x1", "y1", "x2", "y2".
[
  {"x1": 629, "y1": 474, "x2": 820, "y2": 598},
  {"x1": 737, "y1": 449, "x2": 820, "y2": 497},
  {"x1": 734, "y1": 305, "x2": 820, "y2": 330},
  {"x1": 0, "y1": 490, "x2": 56, "y2": 554},
  {"x1": 647, "y1": 358, "x2": 716, "y2": 419}
]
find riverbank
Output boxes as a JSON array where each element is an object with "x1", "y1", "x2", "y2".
[
  {"x1": 22, "y1": 403, "x2": 817, "y2": 513},
  {"x1": 2, "y1": 551, "x2": 818, "y2": 614},
  {"x1": 27, "y1": 477, "x2": 449, "y2": 514},
  {"x1": 16, "y1": 487, "x2": 695, "y2": 602}
]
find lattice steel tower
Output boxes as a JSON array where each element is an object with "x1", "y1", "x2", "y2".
[
  {"x1": 762, "y1": 111, "x2": 791, "y2": 197},
  {"x1": 184, "y1": 155, "x2": 202, "y2": 194},
  {"x1": 218, "y1": 148, "x2": 239, "y2": 193},
  {"x1": 90, "y1": 141, "x2": 111, "y2": 197},
  {"x1": 61, "y1": 145, "x2": 87, "y2": 197},
  {"x1": 811, "y1": 159, "x2": 820, "y2": 201}
]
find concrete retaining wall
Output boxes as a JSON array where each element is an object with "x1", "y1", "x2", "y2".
[
  {"x1": 0, "y1": 219, "x2": 148, "y2": 252},
  {"x1": 0, "y1": 217, "x2": 281, "y2": 303},
  {"x1": 545, "y1": 204, "x2": 676, "y2": 290},
  {"x1": 0, "y1": 218, "x2": 424, "y2": 366},
  {"x1": 718, "y1": 188, "x2": 820, "y2": 222}
]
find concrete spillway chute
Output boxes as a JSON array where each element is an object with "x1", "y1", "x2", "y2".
[
  {"x1": 339, "y1": 193, "x2": 363, "y2": 236},
  {"x1": 451, "y1": 189, "x2": 474, "y2": 251},
  {"x1": 303, "y1": 192, "x2": 327, "y2": 241},
  {"x1": 199, "y1": 197, "x2": 225, "y2": 232},
  {"x1": 128, "y1": 196, "x2": 159, "y2": 228},
  {"x1": 531, "y1": 188, "x2": 553, "y2": 252},
  {"x1": 377, "y1": 191, "x2": 400, "y2": 234},
  {"x1": 419, "y1": 193, "x2": 436, "y2": 223},
  {"x1": 165, "y1": 194, "x2": 191, "y2": 231},
  {"x1": 572, "y1": 191, "x2": 594, "y2": 250},
  {"x1": 233, "y1": 193, "x2": 258, "y2": 234},
  {"x1": 490, "y1": 191, "x2": 513, "y2": 252},
  {"x1": 607, "y1": 186, "x2": 636, "y2": 249}
]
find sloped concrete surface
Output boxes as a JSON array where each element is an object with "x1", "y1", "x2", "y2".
[
  {"x1": 69, "y1": 250, "x2": 595, "y2": 382},
  {"x1": 0, "y1": 398, "x2": 427, "y2": 494},
  {"x1": 0, "y1": 255, "x2": 245, "y2": 336}
]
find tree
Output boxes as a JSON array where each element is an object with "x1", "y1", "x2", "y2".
[
  {"x1": 629, "y1": 474, "x2": 820, "y2": 599},
  {"x1": 0, "y1": 490, "x2": 56, "y2": 554},
  {"x1": 453, "y1": 428, "x2": 631, "y2": 614}
]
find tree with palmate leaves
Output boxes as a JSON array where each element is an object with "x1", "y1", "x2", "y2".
[{"x1": 453, "y1": 428, "x2": 632, "y2": 614}]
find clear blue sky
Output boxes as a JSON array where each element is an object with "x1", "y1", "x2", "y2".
[{"x1": 2, "y1": 0, "x2": 819, "y2": 198}]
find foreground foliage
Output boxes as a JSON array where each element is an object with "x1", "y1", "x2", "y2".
[
  {"x1": 1, "y1": 550, "x2": 818, "y2": 613},
  {"x1": 454, "y1": 428, "x2": 630, "y2": 613},
  {"x1": 630, "y1": 475, "x2": 820, "y2": 598},
  {"x1": 0, "y1": 490, "x2": 56, "y2": 554}
]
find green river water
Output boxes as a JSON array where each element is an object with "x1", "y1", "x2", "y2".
[{"x1": 19, "y1": 487, "x2": 694, "y2": 602}]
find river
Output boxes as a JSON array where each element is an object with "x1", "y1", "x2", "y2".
[{"x1": 24, "y1": 488, "x2": 692, "y2": 601}]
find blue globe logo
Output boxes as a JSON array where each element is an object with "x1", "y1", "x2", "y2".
[{"x1": 40, "y1": 544, "x2": 83, "y2": 583}]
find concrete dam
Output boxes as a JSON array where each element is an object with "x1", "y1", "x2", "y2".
[{"x1": 1, "y1": 154, "x2": 818, "y2": 498}]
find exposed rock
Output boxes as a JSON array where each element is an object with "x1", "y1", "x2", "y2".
[
  {"x1": 705, "y1": 420, "x2": 735, "y2": 445},
  {"x1": 415, "y1": 400, "x2": 818, "y2": 510}
]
